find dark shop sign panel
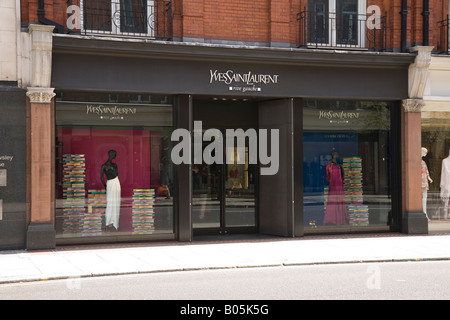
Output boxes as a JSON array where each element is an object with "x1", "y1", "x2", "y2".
[{"x1": 52, "y1": 53, "x2": 408, "y2": 99}]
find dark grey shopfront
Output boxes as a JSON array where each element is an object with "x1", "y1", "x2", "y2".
[
  {"x1": 0, "y1": 86, "x2": 27, "y2": 250},
  {"x1": 50, "y1": 36, "x2": 414, "y2": 245}
]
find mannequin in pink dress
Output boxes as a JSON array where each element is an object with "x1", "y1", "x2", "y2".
[{"x1": 324, "y1": 151, "x2": 347, "y2": 225}]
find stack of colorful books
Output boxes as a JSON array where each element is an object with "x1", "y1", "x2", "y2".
[
  {"x1": 347, "y1": 204, "x2": 370, "y2": 226},
  {"x1": 82, "y1": 189, "x2": 106, "y2": 236},
  {"x1": 343, "y1": 157, "x2": 363, "y2": 205},
  {"x1": 132, "y1": 189, "x2": 155, "y2": 234},
  {"x1": 343, "y1": 157, "x2": 368, "y2": 226},
  {"x1": 62, "y1": 154, "x2": 86, "y2": 234}
]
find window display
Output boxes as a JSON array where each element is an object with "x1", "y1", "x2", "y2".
[
  {"x1": 55, "y1": 92, "x2": 173, "y2": 239},
  {"x1": 303, "y1": 99, "x2": 393, "y2": 231},
  {"x1": 421, "y1": 112, "x2": 450, "y2": 221}
]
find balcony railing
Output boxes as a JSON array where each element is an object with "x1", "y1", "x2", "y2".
[
  {"x1": 438, "y1": 15, "x2": 449, "y2": 54},
  {"x1": 298, "y1": 10, "x2": 387, "y2": 51},
  {"x1": 79, "y1": 0, "x2": 172, "y2": 40}
]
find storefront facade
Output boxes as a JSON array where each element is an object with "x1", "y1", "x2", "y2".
[
  {"x1": 6, "y1": 31, "x2": 415, "y2": 249},
  {"x1": 0, "y1": 0, "x2": 447, "y2": 251}
]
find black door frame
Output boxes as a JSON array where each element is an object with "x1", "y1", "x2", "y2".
[
  {"x1": 192, "y1": 139, "x2": 260, "y2": 236},
  {"x1": 192, "y1": 98, "x2": 259, "y2": 236}
]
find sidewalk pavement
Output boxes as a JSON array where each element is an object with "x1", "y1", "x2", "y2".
[{"x1": 2, "y1": 233, "x2": 450, "y2": 285}]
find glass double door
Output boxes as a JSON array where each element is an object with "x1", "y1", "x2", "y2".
[{"x1": 192, "y1": 135, "x2": 257, "y2": 234}]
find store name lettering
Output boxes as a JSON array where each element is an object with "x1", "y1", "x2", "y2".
[
  {"x1": 319, "y1": 110, "x2": 360, "y2": 120},
  {"x1": 210, "y1": 70, "x2": 279, "y2": 86},
  {"x1": 86, "y1": 105, "x2": 137, "y2": 116}
]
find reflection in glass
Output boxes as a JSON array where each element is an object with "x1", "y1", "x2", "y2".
[
  {"x1": 192, "y1": 162, "x2": 221, "y2": 229},
  {"x1": 308, "y1": 0, "x2": 329, "y2": 44},
  {"x1": 336, "y1": 0, "x2": 358, "y2": 45},
  {"x1": 225, "y1": 146, "x2": 256, "y2": 227}
]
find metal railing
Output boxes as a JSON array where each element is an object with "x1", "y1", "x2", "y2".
[
  {"x1": 79, "y1": 0, "x2": 172, "y2": 40},
  {"x1": 298, "y1": 9, "x2": 387, "y2": 51},
  {"x1": 438, "y1": 15, "x2": 449, "y2": 54}
]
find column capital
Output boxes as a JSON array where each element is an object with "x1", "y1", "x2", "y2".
[
  {"x1": 28, "y1": 24, "x2": 56, "y2": 34},
  {"x1": 26, "y1": 87, "x2": 55, "y2": 104},
  {"x1": 402, "y1": 98, "x2": 425, "y2": 113}
]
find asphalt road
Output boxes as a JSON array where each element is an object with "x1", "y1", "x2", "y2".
[{"x1": 1, "y1": 260, "x2": 450, "y2": 301}]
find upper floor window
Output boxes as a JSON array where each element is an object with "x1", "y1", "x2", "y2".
[
  {"x1": 307, "y1": 0, "x2": 366, "y2": 47},
  {"x1": 297, "y1": 0, "x2": 389, "y2": 50},
  {"x1": 81, "y1": 0, "x2": 155, "y2": 36}
]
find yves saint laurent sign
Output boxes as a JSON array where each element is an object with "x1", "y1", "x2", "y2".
[
  {"x1": 303, "y1": 106, "x2": 388, "y2": 131},
  {"x1": 209, "y1": 69, "x2": 279, "y2": 93},
  {"x1": 86, "y1": 104, "x2": 137, "y2": 120},
  {"x1": 318, "y1": 110, "x2": 360, "y2": 124},
  {"x1": 56, "y1": 102, "x2": 172, "y2": 126}
]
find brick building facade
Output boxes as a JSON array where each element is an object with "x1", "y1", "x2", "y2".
[
  {"x1": 0, "y1": 0, "x2": 449, "y2": 250},
  {"x1": 19, "y1": 0, "x2": 448, "y2": 51}
]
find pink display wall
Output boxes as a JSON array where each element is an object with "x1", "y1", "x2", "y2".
[{"x1": 57, "y1": 128, "x2": 161, "y2": 231}]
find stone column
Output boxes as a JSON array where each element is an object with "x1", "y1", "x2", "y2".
[
  {"x1": 401, "y1": 98, "x2": 428, "y2": 233},
  {"x1": 401, "y1": 46, "x2": 433, "y2": 234},
  {"x1": 26, "y1": 24, "x2": 56, "y2": 250}
]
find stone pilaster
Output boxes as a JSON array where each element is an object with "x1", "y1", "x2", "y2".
[
  {"x1": 28, "y1": 24, "x2": 54, "y2": 88},
  {"x1": 401, "y1": 46, "x2": 433, "y2": 234},
  {"x1": 26, "y1": 87, "x2": 56, "y2": 250},
  {"x1": 26, "y1": 24, "x2": 56, "y2": 250}
]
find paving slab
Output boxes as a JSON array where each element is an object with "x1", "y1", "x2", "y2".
[{"x1": 2, "y1": 234, "x2": 450, "y2": 284}]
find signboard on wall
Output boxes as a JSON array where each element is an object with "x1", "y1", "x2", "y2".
[
  {"x1": 52, "y1": 51, "x2": 410, "y2": 100},
  {"x1": 208, "y1": 69, "x2": 280, "y2": 93},
  {"x1": 56, "y1": 102, "x2": 173, "y2": 126}
]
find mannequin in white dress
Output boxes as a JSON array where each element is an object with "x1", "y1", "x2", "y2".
[{"x1": 441, "y1": 149, "x2": 450, "y2": 218}]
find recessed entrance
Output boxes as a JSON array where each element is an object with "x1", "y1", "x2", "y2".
[{"x1": 192, "y1": 98, "x2": 259, "y2": 235}]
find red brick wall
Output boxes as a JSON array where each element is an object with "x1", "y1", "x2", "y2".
[
  {"x1": 203, "y1": 0, "x2": 269, "y2": 43},
  {"x1": 20, "y1": 0, "x2": 449, "y2": 51},
  {"x1": 21, "y1": 0, "x2": 69, "y2": 25},
  {"x1": 177, "y1": 0, "x2": 449, "y2": 50}
]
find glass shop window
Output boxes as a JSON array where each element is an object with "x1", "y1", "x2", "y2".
[
  {"x1": 421, "y1": 112, "x2": 450, "y2": 223},
  {"x1": 303, "y1": 99, "x2": 393, "y2": 231},
  {"x1": 55, "y1": 92, "x2": 173, "y2": 239}
]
